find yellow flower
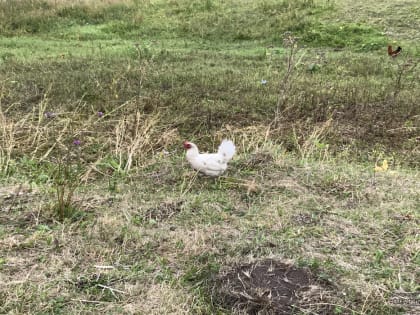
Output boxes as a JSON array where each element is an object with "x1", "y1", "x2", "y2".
[{"x1": 375, "y1": 159, "x2": 388, "y2": 172}]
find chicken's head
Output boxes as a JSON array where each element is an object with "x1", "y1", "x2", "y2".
[{"x1": 183, "y1": 141, "x2": 192, "y2": 149}]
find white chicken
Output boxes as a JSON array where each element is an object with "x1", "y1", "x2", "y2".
[{"x1": 183, "y1": 139, "x2": 236, "y2": 176}]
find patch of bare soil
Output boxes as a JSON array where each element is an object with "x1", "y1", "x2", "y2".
[
  {"x1": 292, "y1": 212, "x2": 322, "y2": 226},
  {"x1": 244, "y1": 153, "x2": 274, "y2": 168},
  {"x1": 215, "y1": 259, "x2": 334, "y2": 314},
  {"x1": 0, "y1": 184, "x2": 43, "y2": 227},
  {"x1": 143, "y1": 200, "x2": 184, "y2": 222}
]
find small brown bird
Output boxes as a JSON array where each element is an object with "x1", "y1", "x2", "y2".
[{"x1": 388, "y1": 45, "x2": 402, "y2": 57}]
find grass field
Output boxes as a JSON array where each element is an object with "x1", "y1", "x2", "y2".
[{"x1": 0, "y1": 0, "x2": 419, "y2": 314}]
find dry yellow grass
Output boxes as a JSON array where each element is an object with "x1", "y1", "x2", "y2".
[{"x1": 0, "y1": 0, "x2": 419, "y2": 313}]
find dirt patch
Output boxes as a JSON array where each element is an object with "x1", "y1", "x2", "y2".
[
  {"x1": 292, "y1": 212, "x2": 321, "y2": 226},
  {"x1": 0, "y1": 184, "x2": 37, "y2": 209},
  {"x1": 142, "y1": 200, "x2": 184, "y2": 222},
  {"x1": 0, "y1": 184, "x2": 45, "y2": 227},
  {"x1": 215, "y1": 259, "x2": 334, "y2": 314},
  {"x1": 244, "y1": 153, "x2": 274, "y2": 168}
]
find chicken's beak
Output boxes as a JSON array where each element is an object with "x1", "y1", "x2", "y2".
[{"x1": 183, "y1": 141, "x2": 189, "y2": 149}]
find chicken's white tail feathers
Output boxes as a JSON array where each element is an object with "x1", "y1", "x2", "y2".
[{"x1": 218, "y1": 139, "x2": 235, "y2": 162}]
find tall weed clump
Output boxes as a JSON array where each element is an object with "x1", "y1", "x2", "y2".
[
  {"x1": 0, "y1": 106, "x2": 14, "y2": 175},
  {"x1": 51, "y1": 139, "x2": 85, "y2": 221}
]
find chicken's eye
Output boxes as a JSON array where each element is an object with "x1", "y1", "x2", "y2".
[{"x1": 183, "y1": 142, "x2": 192, "y2": 149}]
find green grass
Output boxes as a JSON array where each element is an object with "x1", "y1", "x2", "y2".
[{"x1": 1, "y1": 0, "x2": 419, "y2": 314}]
